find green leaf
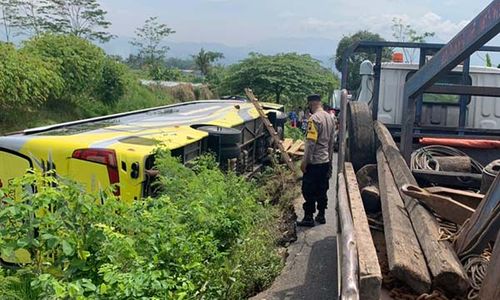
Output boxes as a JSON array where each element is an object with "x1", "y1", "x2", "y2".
[
  {"x1": 14, "y1": 248, "x2": 32, "y2": 264},
  {"x1": 62, "y1": 240, "x2": 74, "y2": 256}
]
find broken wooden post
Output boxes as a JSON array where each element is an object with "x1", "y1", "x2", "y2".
[
  {"x1": 374, "y1": 121, "x2": 469, "y2": 295},
  {"x1": 377, "y1": 150, "x2": 431, "y2": 294},
  {"x1": 345, "y1": 163, "x2": 382, "y2": 300},
  {"x1": 245, "y1": 88, "x2": 298, "y2": 176},
  {"x1": 478, "y1": 231, "x2": 500, "y2": 300}
]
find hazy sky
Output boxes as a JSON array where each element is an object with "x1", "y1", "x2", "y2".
[{"x1": 102, "y1": 0, "x2": 493, "y2": 45}]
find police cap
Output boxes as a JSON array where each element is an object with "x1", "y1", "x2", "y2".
[{"x1": 307, "y1": 94, "x2": 321, "y2": 102}]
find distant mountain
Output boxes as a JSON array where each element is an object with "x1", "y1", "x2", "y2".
[{"x1": 100, "y1": 37, "x2": 338, "y2": 68}]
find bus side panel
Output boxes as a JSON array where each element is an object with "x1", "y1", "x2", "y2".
[
  {"x1": 0, "y1": 149, "x2": 32, "y2": 188},
  {"x1": 68, "y1": 159, "x2": 111, "y2": 194}
]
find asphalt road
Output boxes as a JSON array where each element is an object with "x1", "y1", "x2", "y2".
[{"x1": 251, "y1": 156, "x2": 339, "y2": 300}]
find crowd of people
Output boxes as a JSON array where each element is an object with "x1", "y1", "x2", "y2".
[{"x1": 288, "y1": 104, "x2": 337, "y2": 134}]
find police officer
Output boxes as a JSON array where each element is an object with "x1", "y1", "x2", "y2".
[{"x1": 297, "y1": 94, "x2": 336, "y2": 227}]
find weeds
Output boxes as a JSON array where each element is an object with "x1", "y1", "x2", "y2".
[{"x1": 0, "y1": 152, "x2": 294, "y2": 299}]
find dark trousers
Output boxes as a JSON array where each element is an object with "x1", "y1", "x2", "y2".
[{"x1": 301, "y1": 162, "x2": 330, "y2": 215}]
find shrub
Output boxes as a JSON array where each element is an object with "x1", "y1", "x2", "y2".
[
  {"x1": 22, "y1": 34, "x2": 107, "y2": 102},
  {"x1": 149, "y1": 65, "x2": 184, "y2": 81},
  {"x1": 285, "y1": 123, "x2": 305, "y2": 141},
  {"x1": 96, "y1": 58, "x2": 129, "y2": 105},
  {"x1": 0, "y1": 151, "x2": 284, "y2": 299},
  {"x1": 0, "y1": 42, "x2": 63, "y2": 110}
]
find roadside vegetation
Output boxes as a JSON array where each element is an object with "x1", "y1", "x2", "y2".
[
  {"x1": 0, "y1": 34, "x2": 174, "y2": 134},
  {"x1": 0, "y1": 152, "x2": 298, "y2": 299}
]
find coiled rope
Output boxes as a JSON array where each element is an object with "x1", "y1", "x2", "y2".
[
  {"x1": 410, "y1": 145, "x2": 483, "y2": 173},
  {"x1": 461, "y1": 246, "x2": 492, "y2": 300}
]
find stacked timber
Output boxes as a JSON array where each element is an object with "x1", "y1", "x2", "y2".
[
  {"x1": 377, "y1": 150, "x2": 431, "y2": 294},
  {"x1": 373, "y1": 121, "x2": 469, "y2": 295},
  {"x1": 345, "y1": 163, "x2": 382, "y2": 300}
]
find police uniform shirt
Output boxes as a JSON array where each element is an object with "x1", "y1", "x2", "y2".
[{"x1": 304, "y1": 110, "x2": 335, "y2": 165}]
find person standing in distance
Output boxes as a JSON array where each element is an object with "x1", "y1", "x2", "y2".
[{"x1": 297, "y1": 94, "x2": 336, "y2": 227}]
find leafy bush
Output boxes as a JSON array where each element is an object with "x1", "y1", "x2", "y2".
[
  {"x1": 22, "y1": 34, "x2": 106, "y2": 102},
  {"x1": 0, "y1": 42, "x2": 63, "y2": 110},
  {"x1": 0, "y1": 152, "x2": 284, "y2": 299},
  {"x1": 285, "y1": 123, "x2": 305, "y2": 141},
  {"x1": 149, "y1": 65, "x2": 184, "y2": 81},
  {"x1": 96, "y1": 58, "x2": 129, "y2": 105}
]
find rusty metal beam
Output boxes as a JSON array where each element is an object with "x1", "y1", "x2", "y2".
[
  {"x1": 405, "y1": 0, "x2": 500, "y2": 99},
  {"x1": 400, "y1": 0, "x2": 500, "y2": 162}
]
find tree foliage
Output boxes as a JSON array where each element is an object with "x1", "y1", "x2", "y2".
[
  {"x1": 39, "y1": 0, "x2": 114, "y2": 42},
  {"x1": 23, "y1": 34, "x2": 105, "y2": 98},
  {"x1": 130, "y1": 16, "x2": 175, "y2": 66},
  {"x1": 335, "y1": 30, "x2": 391, "y2": 91},
  {"x1": 391, "y1": 17, "x2": 435, "y2": 63},
  {"x1": 0, "y1": 41, "x2": 62, "y2": 109},
  {"x1": 11, "y1": 1, "x2": 44, "y2": 37},
  {"x1": 225, "y1": 52, "x2": 338, "y2": 106},
  {"x1": 21, "y1": 34, "x2": 127, "y2": 105},
  {"x1": 192, "y1": 48, "x2": 224, "y2": 77},
  {"x1": 485, "y1": 53, "x2": 493, "y2": 67},
  {"x1": 0, "y1": 0, "x2": 113, "y2": 42},
  {"x1": 0, "y1": 0, "x2": 19, "y2": 42}
]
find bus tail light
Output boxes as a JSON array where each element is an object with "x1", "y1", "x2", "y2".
[{"x1": 72, "y1": 149, "x2": 120, "y2": 196}]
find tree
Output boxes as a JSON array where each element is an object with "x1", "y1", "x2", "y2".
[
  {"x1": 130, "y1": 16, "x2": 175, "y2": 67},
  {"x1": 225, "y1": 53, "x2": 338, "y2": 106},
  {"x1": 192, "y1": 48, "x2": 224, "y2": 77},
  {"x1": 335, "y1": 30, "x2": 391, "y2": 91},
  {"x1": 486, "y1": 53, "x2": 493, "y2": 67},
  {"x1": 13, "y1": 0, "x2": 45, "y2": 36},
  {"x1": 391, "y1": 17, "x2": 435, "y2": 63},
  {"x1": 166, "y1": 57, "x2": 195, "y2": 70},
  {"x1": 39, "y1": 0, "x2": 113, "y2": 42},
  {"x1": 0, "y1": 0, "x2": 19, "y2": 42}
]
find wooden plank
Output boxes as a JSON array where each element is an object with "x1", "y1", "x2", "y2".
[
  {"x1": 288, "y1": 140, "x2": 303, "y2": 154},
  {"x1": 374, "y1": 121, "x2": 469, "y2": 295},
  {"x1": 245, "y1": 88, "x2": 297, "y2": 175},
  {"x1": 424, "y1": 186, "x2": 483, "y2": 209},
  {"x1": 377, "y1": 150, "x2": 431, "y2": 294},
  {"x1": 293, "y1": 151, "x2": 304, "y2": 157},
  {"x1": 282, "y1": 138, "x2": 294, "y2": 151},
  {"x1": 478, "y1": 231, "x2": 500, "y2": 300},
  {"x1": 401, "y1": 184, "x2": 474, "y2": 225},
  {"x1": 345, "y1": 163, "x2": 382, "y2": 300}
]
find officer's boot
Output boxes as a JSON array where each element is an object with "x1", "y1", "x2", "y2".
[
  {"x1": 315, "y1": 209, "x2": 326, "y2": 224},
  {"x1": 297, "y1": 213, "x2": 315, "y2": 227}
]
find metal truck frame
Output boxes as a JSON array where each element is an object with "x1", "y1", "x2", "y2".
[{"x1": 337, "y1": 1, "x2": 500, "y2": 298}]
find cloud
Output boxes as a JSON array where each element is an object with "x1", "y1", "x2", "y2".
[
  {"x1": 295, "y1": 11, "x2": 469, "y2": 43},
  {"x1": 418, "y1": 12, "x2": 469, "y2": 40}
]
